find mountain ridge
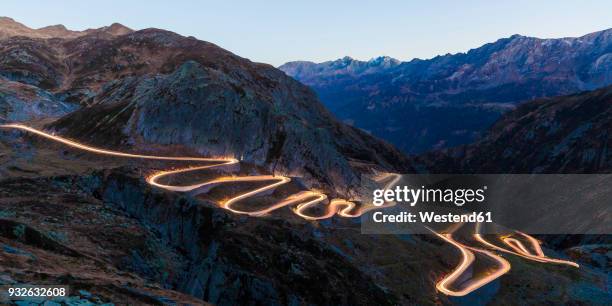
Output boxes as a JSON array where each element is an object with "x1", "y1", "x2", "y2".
[
  {"x1": 280, "y1": 28, "x2": 612, "y2": 153},
  {"x1": 0, "y1": 16, "x2": 132, "y2": 40},
  {"x1": 282, "y1": 28, "x2": 611, "y2": 74}
]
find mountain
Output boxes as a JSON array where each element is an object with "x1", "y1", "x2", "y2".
[
  {"x1": 0, "y1": 19, "x2": 412, "y2": 192},
  {"x1": 1, "y1": 18, "x2": 610, "y2": 305},
  {"x1": 0, "y1": 16, "x2": 132, "y2": 40},
  {"x1": 281, "y1": 56, "x2": 401, "y2": 79},
  {"x1": 0, "y1": 18, "x2": 416, "y2": 305},
  {"x1": 415, "y1": 85, "x2": 612, "y2": 173},
  {"x1": 280, "y1": 29, "x2": 612, "y2": 153}
]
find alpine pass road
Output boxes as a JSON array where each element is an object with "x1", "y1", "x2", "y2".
[{"x1": 1, "y1": 124, "x2": 578, "y2": 297}]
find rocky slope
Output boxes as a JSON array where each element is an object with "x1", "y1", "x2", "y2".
[
  {"x1": 0, "y1": 163, "x2": 394, "y2": 305},
  {"x1": 280, "y1": 29, "x2": 612, "y2": 153},
  {"x1": 415, "y1": 85, "x2": 612, "y2": 173},
  {"x1": 0, "y1": 18, "x2": 413, "y2": 192},
  {"x1": 50, "y1": 33, "x2": 413, "y2": 190}
]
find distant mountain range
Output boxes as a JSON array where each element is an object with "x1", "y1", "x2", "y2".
[{"x1": 280, "y1": 29, "x2": 612, "y2": 153}]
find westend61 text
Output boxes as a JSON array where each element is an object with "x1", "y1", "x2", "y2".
[{"x1": 372, "y1": 211, "x2": 493, "y2": 223}]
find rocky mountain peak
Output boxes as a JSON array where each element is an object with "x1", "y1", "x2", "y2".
[
  {"x1": 0, "y1": 16, "x2": 33, "y2": 39},
  {"x1": 39, "y1": 24, "x2": 68, "y2": 31},
  {"x1": 93, "y1": 22, "x2": 133, "y2": 36},
  {"x1": 368, "y1": 56, "x2": 401, "y2": 67}
]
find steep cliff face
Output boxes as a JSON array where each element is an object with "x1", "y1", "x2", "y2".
[
  {"x1": 280, "y1": 29, "x2": 612, "y2": 153},
  {"x1": 415, "y1": 85, "x2": 612, "y2": 173}
]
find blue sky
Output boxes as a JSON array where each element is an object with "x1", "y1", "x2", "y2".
[{"x1": 3, "y1": 0, "x2": 611, "y2": 66}]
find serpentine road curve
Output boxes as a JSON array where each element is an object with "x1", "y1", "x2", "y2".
[{"x1": 0, "y1": 124, "x2": 578, "y2": 297}]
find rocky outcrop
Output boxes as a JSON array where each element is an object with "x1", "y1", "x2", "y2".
[
  {"x1": 0, "y1": 78, "x2": 76, "y2": 123},
  {"x1": 280, "y1": 29, "x2": 612, "y2": 153},
  {"x1": 0, "y1": 174, "x2": 209, "y2": 305}
]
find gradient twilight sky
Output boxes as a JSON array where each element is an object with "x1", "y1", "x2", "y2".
[{"x1": 3, "y1": 0, "x2": 611, "y2": 66}]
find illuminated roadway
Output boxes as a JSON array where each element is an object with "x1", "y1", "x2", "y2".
[{"x1": 0, "y1": 123, "x2": 579, "y2": 297}]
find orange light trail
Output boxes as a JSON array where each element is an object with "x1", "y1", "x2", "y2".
[
  {"x1": 0, "y1": 124, "x2": 580, "y2": 297},
  {"x1": 0, "y1": 124, "x2": 399, "y2": 220},
  {"x1": 474, "y1": 223, "x2": 578, "y2": 267},
  {"x1": 432, "y1": 228, "x2": 511, "y2": 296}
]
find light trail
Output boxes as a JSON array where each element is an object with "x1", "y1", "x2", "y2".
[
  {"x1": 0, "y1": 124, "x2": 238, "y2": 162},
  {"x1": 432, "y1": 229, "x2": 511, "y2": 296},
  {"x1": 0, "y1": 124, "x2": 580, "y2": 297},
  {"x1": 430, "y1": 224, "x2": 511, "y2": 297},
  {"x1": 474, "y1": 223, "x2": 579, "y2": 267},
  {"x1": 0, "y1": 124, "x2": 400, "y2": 220}
]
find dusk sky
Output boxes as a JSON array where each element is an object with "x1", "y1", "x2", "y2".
[{"x1": 3, "y1": 0, "x2": 611, "y2": 65}]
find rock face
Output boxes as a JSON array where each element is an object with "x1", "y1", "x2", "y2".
[
  {"x1": 415, "y1": 85, "x2": 612, "y2": 173},
  {"x1": 0, "y1": 78, "x2": 76, "y2": 123},
  {"x1": 280, "y1": 29, "x2": 612, "y2": 153}
]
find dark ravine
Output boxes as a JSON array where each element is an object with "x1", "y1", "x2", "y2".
[{"x1": 280, "y1": 29, "x2": 612, "y2": 153}]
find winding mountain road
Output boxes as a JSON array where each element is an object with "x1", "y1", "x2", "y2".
[{"x1": 0, "y1": 123, "x2": 579, "y2": 297}]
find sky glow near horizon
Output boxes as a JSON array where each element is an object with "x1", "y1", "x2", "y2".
[{"x1": 2, "y1": 0, "x2": 611, "y2": 66}]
